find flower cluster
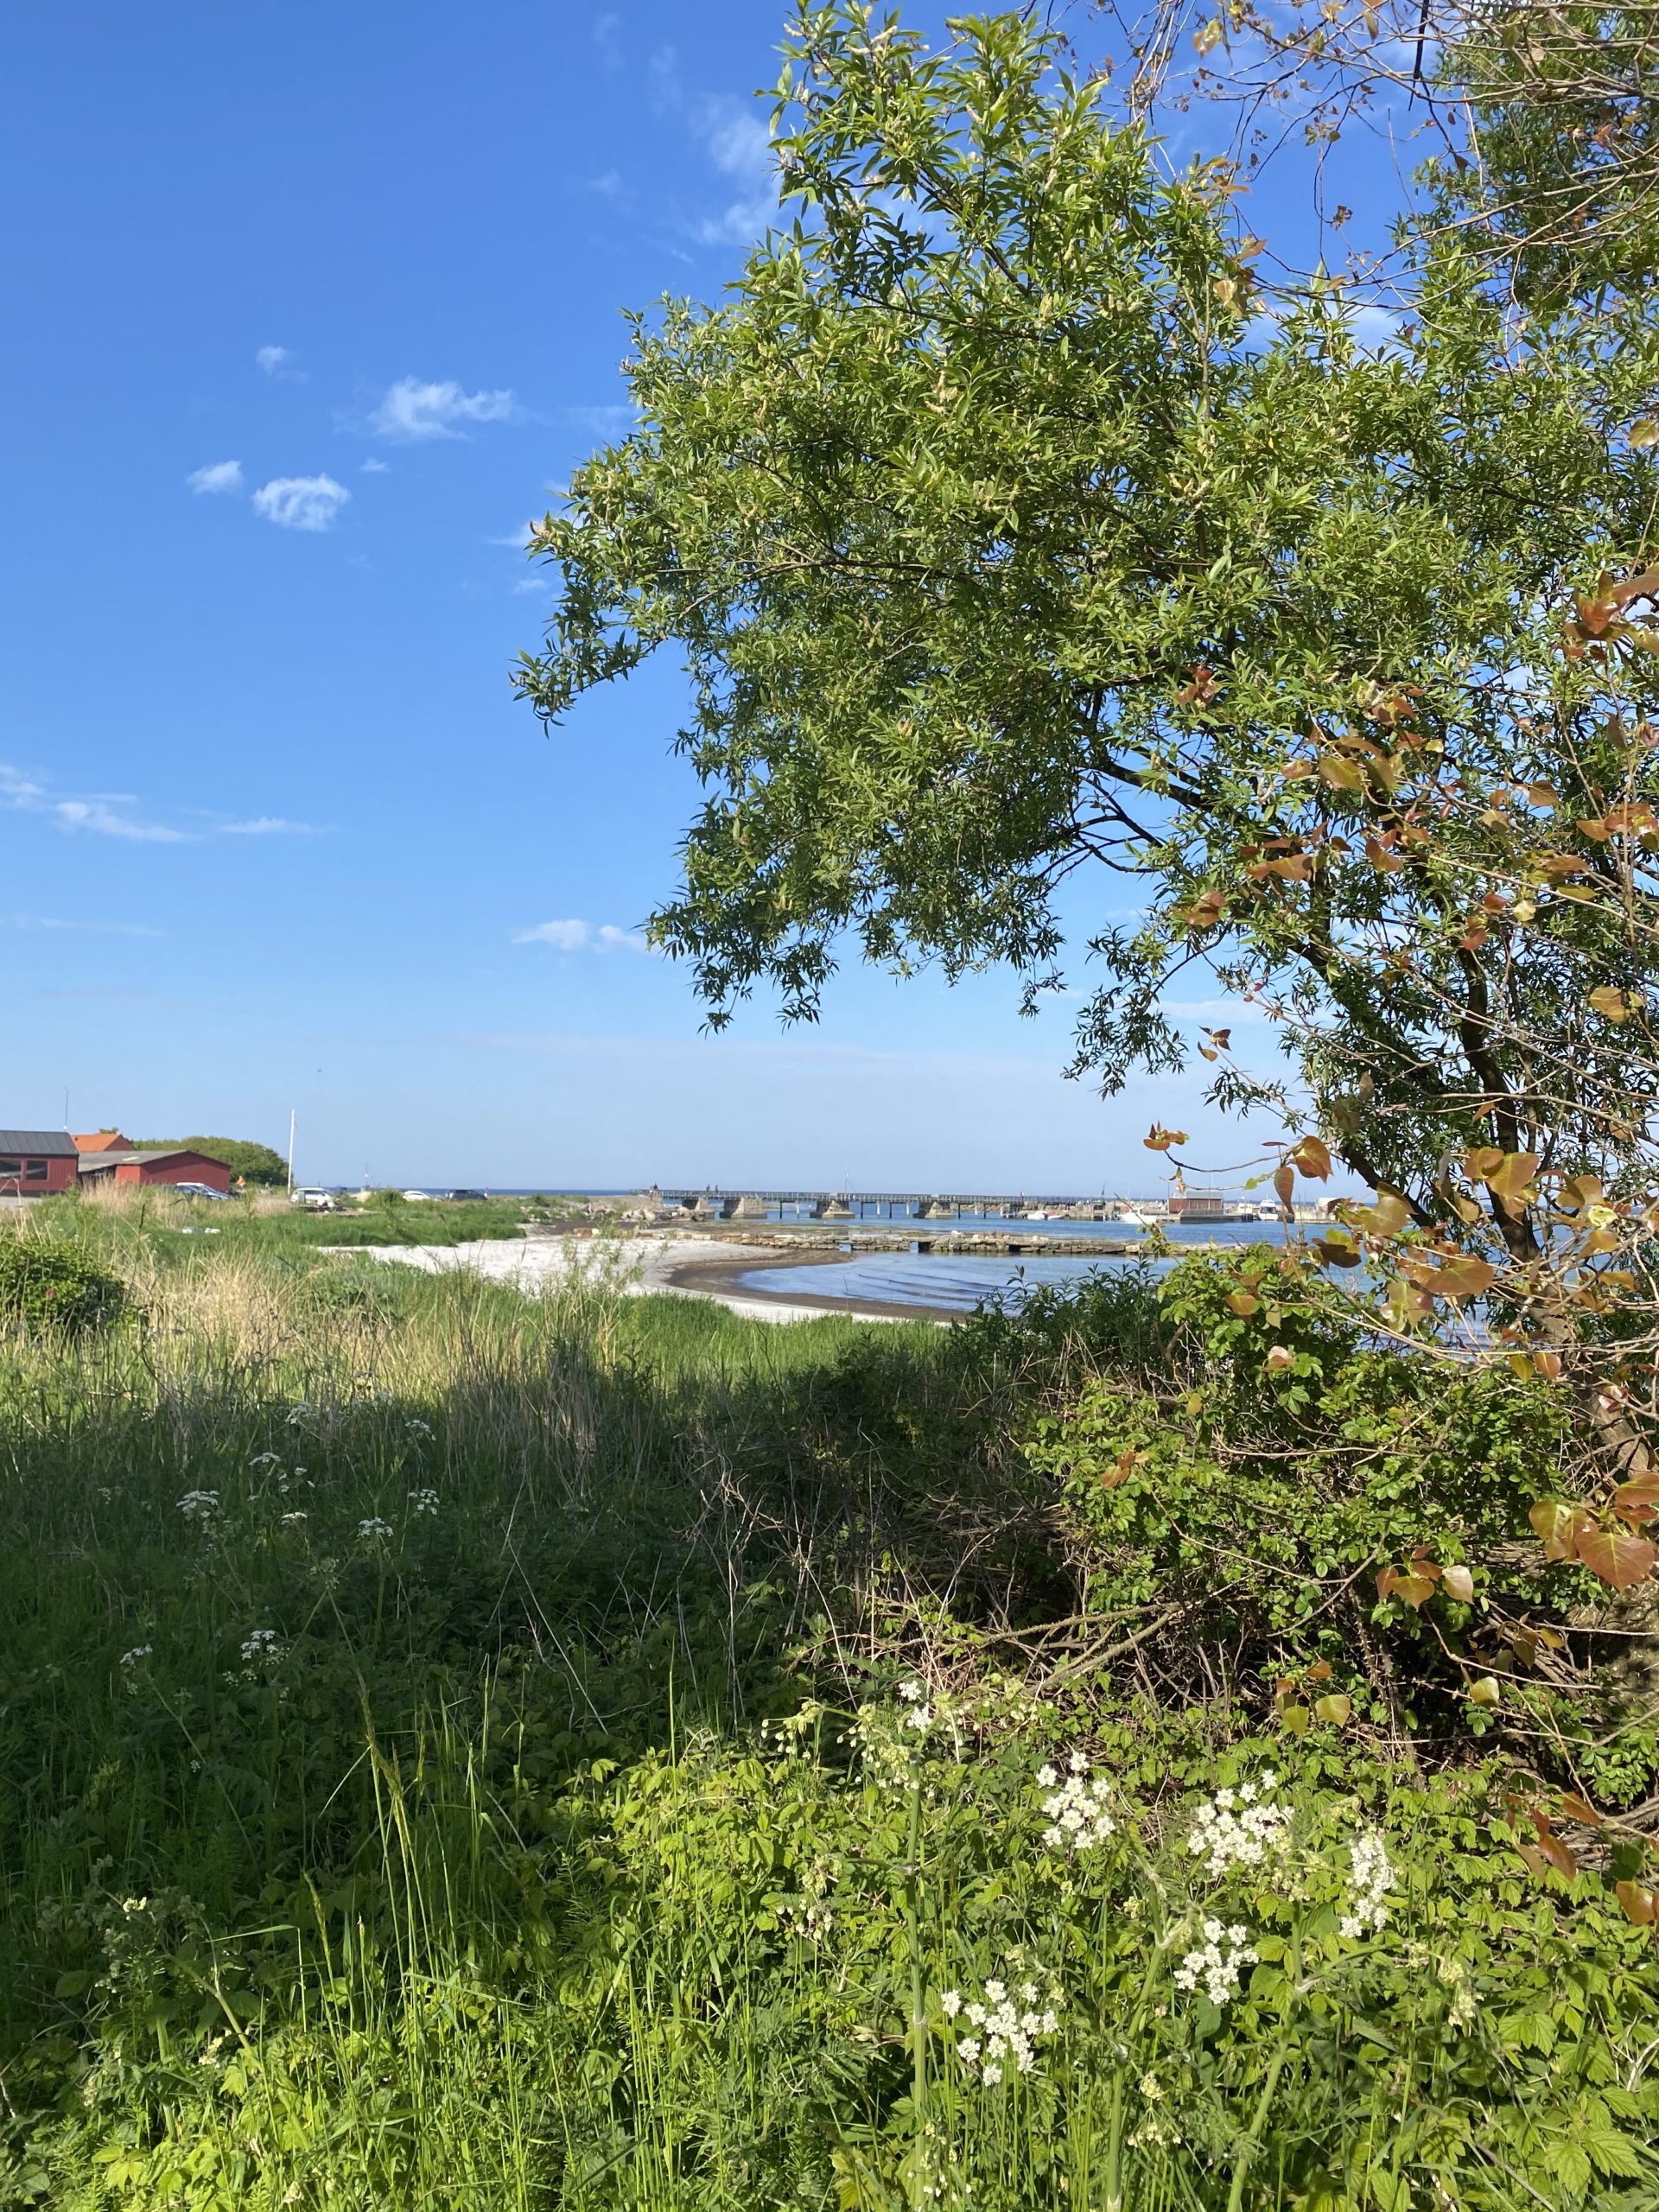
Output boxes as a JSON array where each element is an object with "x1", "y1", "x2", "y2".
[
  {"x1": 404, "y1": 1418, "x2": 433, "y2": 1440},
  {"x1": 943, "y1": 1980, "x2": 1060, "y2": 2085},
  {"x1": 1186, "y1": 1774, "x2": 1288, "y2": 1879},
  {"x1": 175, "y1": 1490, "x2": 219, "y2": 1521},
  {"x1": 898, "y1": 1678, "x2": 934, "y2": 1732},
  {"x1": 1037, "y1": 1752, "x2": 1116, "y2": 1852},
  {"x1": 1338, "y1": 1829, "x2": 1395, "y2": 1938},
  {"x1": 406, "y1": 1488, "x2": 440, "y2": 1516},
  {"x1": 239, "y1": 1628, "x2": 283, "y2": 1667},
  {"x1": 1174, "y1": 1917, "x2": 1258, "y2": 2007},
  {"x1": 358, "y1": 1516, "x2": 393, "y2": 1541},
  {"x1": 118, "y1": 1644, "x2": 152, "y2": 1670},
  {"x1": 775, "y1": 1897, "x2": 836, "y2": 1941}
]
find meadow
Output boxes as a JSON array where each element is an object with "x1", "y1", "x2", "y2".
[{"x1": 0, "y1": 1198, "x2": 1654, "y2": 2209}]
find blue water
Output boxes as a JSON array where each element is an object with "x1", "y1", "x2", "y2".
[{"x1": 740, "y1": 1222, "x2": 1290, "y2": 1313}]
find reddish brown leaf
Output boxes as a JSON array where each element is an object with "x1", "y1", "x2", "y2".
[
  {"x1": 1287, "y1": 1136, "x2": 1332, "y2": 1180},
  {"x1": 1529, "y1": 1499, "x2": 1593, "y2": 1560},
  {"x1": 1273, "y1": 1164, "x2": 1295, "y2": 1211},
  {"x1": 1529, "y1": 1814, "x2": 1578, "y2": 1880},
  {"x1": 1557, "y1": 1793, "x2": 1602, "y2": 1827},
  {"x1": 1573, "y1": 1524, "x2": 1657, "y2": 1590},
  {"x1": 1616, "y1": 1881, "x2": 1658, "y2": 1926}
]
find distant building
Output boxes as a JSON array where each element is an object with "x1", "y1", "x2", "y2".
[
  {"x1": 0, "y1": 1130, "x2": 80, "y2": 1197},
  {"x1": 77, "y1": 1147, "x2": 232, "y2": 1193},
  {"x1": 1167, "y1": 1186, "x2": 1229, "y2": 1222},
  {"x1": 72, "y1": 1130, "x2": 136, "y2": 1154}
]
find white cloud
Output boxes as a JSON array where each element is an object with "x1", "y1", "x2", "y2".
[
  {"x1": 187, "y1": 459, "x2": 243, "y2": 495},
  {"x1": 257, "y1": 344, "x2": 303, "y2": 378},
  {"x1": 590, "y1": 167, "x2": 625, "y2": 200},
  {"x1": 1, "y1": 764, "x2": 189, "y2": 842},
  {"x1": 360, "y1": 456, "x2": 390, "y2": 473},
  {"x1": 251, "y1": 474, "x2": 350, "y2": 531},
  {"x1": 366, "y1": 378, "x2": 518, "y2": 442},
  {"x1": 220, "y1": 816, "x2": 323, "y2": 836},
  {"x1": 0, "y1": 912, "x2": 162, "y2": 937},
  {"x1": 690, "y1": 96, "x2": 776, "y2": 245},
  {"x1": 512, "y1": 918, "x2": 653, "y2": 953},
  {"x1": 52, "y1": 798, "x2": 189, "y2": 843},
  {"x1": 592, "y1": 10, "x2": 622, "y2": 70},
  {"x1": 566, "y1": 403, "x2": 635, "y2": 438}
]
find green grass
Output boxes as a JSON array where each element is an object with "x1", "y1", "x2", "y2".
[{"x1": 0, "y1": 1222, "x2": 1654, "y2": 2209}]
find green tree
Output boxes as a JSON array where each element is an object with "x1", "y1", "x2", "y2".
[{"x1": 519, "y1": 5, "x2": 1659, "y2": 1498}]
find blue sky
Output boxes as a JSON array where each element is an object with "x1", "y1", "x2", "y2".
[{"x1": 2, "y1": 3, "x2": 1411, "y2": 1191}]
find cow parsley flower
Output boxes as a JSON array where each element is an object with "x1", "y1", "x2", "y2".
[
  {"x1": 175, "y1": 1490, "x2": 219, "y2": 1520},
  {"x1": 1039, "y1": 1752, "x2": 1116, "y2": 1852},
  {"x1": 1174, "y1": 1917, "x2": 1258, "y2": 2007},
  {"x1": 950, "y1": 1976, "x2": 1064, "y2": 2082},
  {"x1": 406, "y1": 1488, "x2": 440, "y2": 1516},
  {"x1": 239, "y1": 1628, "x2": 283, "y2": 1666},
  {"x1": 1187, "y1": 1774, "x2": 1289, "y2": 1878},
  {"x1": 357, "y1": 1516, "x2": 393, "y2": 1541},
  {"x1": 897, "y1": 1678, "x2": 934, "y2": 1733},
  {"x1": 118, "y1": 1644, "x2": 152, "y2": 1670},
  {"x1": 1338, "y1": 1829, "x2": 1395, "y2": 1938},
  {"x1": 405, "y1": 1418, "x2": 433, "y2": 1439}
]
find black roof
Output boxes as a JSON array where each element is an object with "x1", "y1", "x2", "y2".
[{"x1": 0, "y1": 1130, "x2": 78, "y2": 1156}]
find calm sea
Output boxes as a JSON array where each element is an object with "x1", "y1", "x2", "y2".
[{"x1": 736, "y1": 1219, "x2": 1293, "y2": 1314}]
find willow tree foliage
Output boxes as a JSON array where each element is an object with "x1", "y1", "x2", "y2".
[{"x1": 519, "y1": 8, "x2": 1659, "y2": 1448}]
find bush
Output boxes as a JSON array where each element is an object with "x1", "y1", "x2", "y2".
[{"x1": 0, "y1": 1236, "x2": 125, "y2": 1336}]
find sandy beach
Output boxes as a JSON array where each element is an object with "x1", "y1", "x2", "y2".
[{"x1": 335, "y1": 1231, "x2": 947, "y2": 1324}]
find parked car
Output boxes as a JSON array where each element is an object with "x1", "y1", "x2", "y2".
[
  {"x1": 289, "y1": 1187, "x2": 340, "y2": 1211},
  {"x1": 175, "y1": 1181, "x2": 231, "y2": 1202},
  {"x1": 402, "y1": 1190, "x2": 432, "y2": 1202},
  {"x1": 444, "y1": 1188, "x2": 487, "y2": 1202}
]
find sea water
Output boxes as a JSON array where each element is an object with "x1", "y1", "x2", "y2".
[{"x1": 737, "y1": 1220, "x2": 1293, "y2": 1314}]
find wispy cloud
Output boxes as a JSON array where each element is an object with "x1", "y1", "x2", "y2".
[
  {"x1": 512, "y1": 918, "x2": 653, "y2": 953},
  {"x1": 1, "y1": 765, "x2": 189, "y2": 843},
  {"x1": 220, "y1": 816, "x2": 324, "y2": 836},
  {"x1": 251, "y1": 474, "x2": 350, "y2": 531},
  {"x1": 366, "y1": 378, "x2": 518, "y2": 442},
  {"x1": 0, "y1": 913, "x2": 163, "y2": 938},
  {"x1": 256, "y1": 344, "x2": 304, "y2": 378},
  {"x1": 360, "y1": 456, "x2": 391, "y2": 473},
  {"x1": 690, "y1": 95, "x2": 776, "y2": 245},
  {"x1": 592, "y1": 10, "x2": 622, "y2": 71},
  {"x1": 187, "y1": 459, "x2": 243, "y2": 495},
  {"x1": 565, "y1": 403, "x2": 635, "y2": 439}
]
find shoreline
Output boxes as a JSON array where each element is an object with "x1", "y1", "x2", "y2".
[{"x1": 662, "y1": 1247, "x2": 963, "y2": 1324}]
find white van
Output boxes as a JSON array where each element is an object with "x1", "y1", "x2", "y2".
[{"x1": 290, "y1": 1187, "x2": 340, "y2": 1211}]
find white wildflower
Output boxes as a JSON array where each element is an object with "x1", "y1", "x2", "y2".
[
  {"x1": 404, "y1": 1418, "x2": 433, "y2": 1438},
  {"x1": 118, "y1": 1644, "x2": 152, "y2": 1669},
  {"x1": 1186, "y1": 1774, "x2": 1290, "y2": 1878},
  {"x1": 175, "y1": 1490, "x2": 219, "y2": 1519},
  {"x1": 406, "y1": 1488, "x2": 440, "y2": 1516},
  {"x1": 239, "y1": 1628, "x2": 283, "y2": 1666},
  {"x1": 358, "y1": 1516, "x2": 393, "y2": 1541},
  {"x1": 949, "y1": 1977, "x2": 1062, "y2": 2082},
  {"x1": 279, "y1": 1511, "x2": 308, "y2": 1526},
  {"x1": 940, "y1": 1990, "x2": 962, "y2": 2018},
  {"x1": 1040, "y1": 1752, "x2": 1116, "y2": 1853},
  {"x1": 248, "y1": 1452, "x2": 282, "y2": 1469},
  {"x1": 1173, "y1": 1919, "x2": 1258, "y2": 2008},
  {"x1": 1338, "y1": 1829, "x2": 1395, "y2": 1939}
]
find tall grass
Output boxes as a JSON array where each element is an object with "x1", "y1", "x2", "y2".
[{"x1": 0, "y1": 1226, "x2": 1654, "y2": 2209}]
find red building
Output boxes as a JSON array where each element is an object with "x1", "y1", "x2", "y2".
[
  {"x1": 77, "y1": 1147, "x2": 232, "y2": 1193},
  {"x1": 0, "y1": 1131, "x2": 81, "y2": 1196}
]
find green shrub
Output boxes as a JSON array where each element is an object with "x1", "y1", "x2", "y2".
[{"x1": 0, "y1": 1236, "x2": 125, "y2": 1336}]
